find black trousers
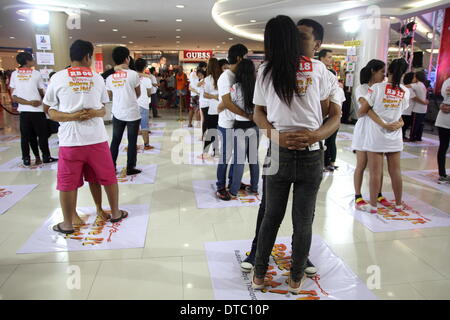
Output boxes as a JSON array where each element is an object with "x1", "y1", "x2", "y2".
[
  {"x1": 110, "y1": 116, "x2": 140, "y2": 170},
  {"x1": 150, "y1": 94, "x2": 159, "y2": 117},
  {"x1": 203, "y1": 113, "x2": 219, "y2": 154},
  {"x1": 402, "y1": 114, "x2": 412, "y2": 139},
  {"x1": 410, "y1": 112, "x2": 426, "y2": 141},
  {"x1": 201, "y1": 107, "x2": 209, "y2": 137},
  {"x1": 20, "y1": 112, "x2": 50, "y2": 160},
  {"x1": 324, "y1": 117, "x2": 338, "y2": 166},
  {"x1": 438, "y1": 127, "x2": 450, "y2": 177}
]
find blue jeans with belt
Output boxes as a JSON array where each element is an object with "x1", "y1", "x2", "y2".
[
  {"x1": 216, "y1": 126, "x2": 234, "y2": 190},
  {"x1": 254, "y1": 146, "x2": 324, "y2": 282}
]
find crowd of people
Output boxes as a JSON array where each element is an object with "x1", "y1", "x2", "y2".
[{"x1": 3, "y1": 13, "x2": 449, "y2": 294}]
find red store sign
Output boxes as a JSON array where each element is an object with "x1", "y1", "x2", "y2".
[{"x1": 183, "y1": 50, "x2": 213, "y2": 61}]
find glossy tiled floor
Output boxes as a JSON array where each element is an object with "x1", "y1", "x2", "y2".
[{"x1": 0, "y1": 108, "x2": 449, "y2": 300}]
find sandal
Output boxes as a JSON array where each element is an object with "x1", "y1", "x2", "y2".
[
  {"x1": 287, "y1": 274, "x2": 307, "y2": 294},
  {"x1": 110, "y1": 210, "x2": 129, "y2": 223},
  {"x1": 52, "y1": 223, "x2": 74, "y2": 234}
]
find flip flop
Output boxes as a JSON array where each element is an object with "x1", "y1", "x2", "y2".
[
  {"x1": 110, "y1": 210, "x2": 129, "y2": 223},
  {"x1": 52, "y1": 223, "x2": 74, "y2": 234}
]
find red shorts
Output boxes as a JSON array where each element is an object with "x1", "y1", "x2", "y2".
[{"x1": 57, "y1": 141, "x2": 117, "y2": 191}]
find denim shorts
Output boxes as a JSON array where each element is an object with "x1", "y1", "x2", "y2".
[{"x1": 139, "y1": 107, "x2": 150, "y2": 130}]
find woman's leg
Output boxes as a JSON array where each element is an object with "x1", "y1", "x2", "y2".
[
  {"x1": 248, "y1": 128, "x2": 260, "y2": 192},
  {"x1": 386, "y1": 152, "x2": 402, "y2": 206},
  {"x1": 229, "y1": 130, "x2": 245, "y2": 196},
  {"x1": 353, "y1": 151, "x2": 367, "y2": 196},
  {"x1": 437, "y1": 127, "x2": 450, "y2": 177},
  {"x1": 367, "y1": 152, "x2": 384, "y2": 207}
]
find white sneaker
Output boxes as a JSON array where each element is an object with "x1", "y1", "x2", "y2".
[
  {"x1": 240, "y1": 261, "x2": 253, "y2": 273},
  {"x1": 287, "y1": 274, "x2": 307, "y2": 294}
]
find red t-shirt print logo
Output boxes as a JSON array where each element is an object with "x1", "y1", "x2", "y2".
[
  {"x1": 112, "y1": 71, "x2": 128, "y2": 80},
  {"x1": 68, "y1": 67, "x2": 93, "y2": 78},
  {"x1": 385, "y1": 84, "x2": 405, "y2": 99},
  {"x1": 18, "y1": 68, "x2": 33, "y2": 74},
  {"x1": 299, "y1": 57, "x2": 313, "y2": 72}
]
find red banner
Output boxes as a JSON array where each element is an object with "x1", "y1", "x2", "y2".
[
  {"x1": 182, "y1": 50, "x2": 213, "y2": 61},
  {"x1": 95, "y1": 52, "x2": 104, "y2": 74},
  {"x1": 436, "y1": 8, "x2": 450, "y2": 94}
]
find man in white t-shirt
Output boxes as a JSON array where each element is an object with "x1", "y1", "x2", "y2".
[
  {"x1": 188, "y1": 69, "x2": 200, "y2": 127},
  {"x1": 409, "y1": 71, "x2": 429, "y2": 141},
  {"x1": 149, "y1": 67, "x2": 160, "y2": 118},
  {"x1": 9, "y1": 52, "x2": 57, "y2": 166},
  {"x1": 135, "y1": 58, "x2": 154, "y2": 150},
  {"x1": 215, "y1": 44, "x2": 252, "y2": 201},
  {"x1": 43, "y1": 40, "x2": 128, "y2": 234},
  {"x1": 106, "y1": 46, "x2": 142, "y2": 176}
]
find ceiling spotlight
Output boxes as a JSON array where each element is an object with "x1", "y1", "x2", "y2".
[
  {"x1": 112, "y1": 28, "x2": 118, "y2": 32},
  {"x1": 98, "y1": 19, "x2": 106, "y2": 22},
  {"x1": 176, "y1": 41, "x2": 180, "y2": 44},
  {"x1": 176, "y1": 35, "x2": 181, "y2": 38},
  {"x1": 250, "y1": 19, "x2": 256, "y2": 23},
  {"x1": 389, "y1": 16, "x2": 396, "y2": 20},
  {"x1": 121, "y1": 36, "x2": 127, "y2": 38},
  {"x1": 9, "y1": 36, "x2": 15, "y2": 39},
  {"x1": 176, "y1": 29, "x2": 181, "y2": 32},
  {"x1": 129, "y1": 41, "x2": 134, "y2": 44},
  {"x1": 426, "y1": 32, "x2": 433, "y2": 39},
  {"x1": 30, "y1": 9, "x2": 49, "y2": 25},
  {"x1": 228, "y1": 37, "x2": 233, "y2": 40},
  {"x1": 18, "y1": 18, "x2": 26, "y2": 22},
  {"x1": 176, "y1": 4, "x2": 185, "y2": 8},
  {"x1": 176, "y1": 19, "x2": 183, "y2": 22},
  {"x1": 327, "y1": 22, "x2": 333, "y2": 24},
  {"x1": 343, "y1": 19, "x2": 360, "y2": 33}
]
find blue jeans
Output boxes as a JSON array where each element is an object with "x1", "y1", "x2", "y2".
[
  {"x1": 229, "y1": 126, "x2": 260, "y2": 196},
  {"x1": 216, "y1": 126, "x2": 234, "y2": 190}
]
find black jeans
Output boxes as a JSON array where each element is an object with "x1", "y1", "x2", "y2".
[
  {"x1": 110, "y1": 116, "x2": 140, "y2": 170},
  {"x1": 402, "y1": 115, "x2": 412, "y2": 139},
  {"x1": 201, "y1": 107, "x2": 209, "y2": 137},
  {"x1": 255, "y1": 146, "x2": 323, "y2": 282},
  {"x1": 410, "y1": 112, "x2": 426, "y2": 141},
  {"x1": 203, "y1": 114, "x2": 219, "y2": 155},
  {"x1": 150, "y1": 94, "x2": 159, "y2": 117},
  {"x1": 20, "y1": 112, "x2": 51, "y2": 160},
  {"x1": 324, "y1": 128, "x2": 338, "y2": 166},
  {"x1": 438, "y1": 127, "x2": 450, "y2": 177}
]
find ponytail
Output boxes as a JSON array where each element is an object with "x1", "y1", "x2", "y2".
[
  {"x1": 360, "y1": 59, "x2": 385, "y2": 85},
  {"x1": 388, "y1": 58, "x2": 408, "y2": 89}
]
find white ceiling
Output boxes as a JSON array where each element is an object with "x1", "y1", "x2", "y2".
[{"x1": 0, "y1": 0, "x2": 448, "y2": 52}]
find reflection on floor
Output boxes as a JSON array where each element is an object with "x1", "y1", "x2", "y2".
[{"x1": 0, "y1": 109, "x2": 449, "y2": 300}]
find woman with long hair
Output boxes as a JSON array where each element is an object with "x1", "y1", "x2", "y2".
[
  {"x1": 352, "y1": 59, "x2": 392, "y2": 211},
  {"x1": 228, "y1": 59, "x2": 259, "y2": 198},
  {"x1": 358, "y1": 58, "x2": 409, "y2": 213},
  {"x1": 252, "y1": 15, "x2": 340, "y2": 294},
  {"x1": 202, "y1": 58, "x2": 222, "y2": 157}
]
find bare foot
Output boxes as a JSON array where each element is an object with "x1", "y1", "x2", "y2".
[
  {"x1": 97, "y1": 208, "x2": 111, "y2": 221},
  {"x1": 72, "y1": 214, "x2": 85, "y2": 226}
]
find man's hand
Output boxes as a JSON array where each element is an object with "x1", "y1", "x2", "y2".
[
  {"x1": 384, "y1": 122, "x2": 400, "y2": 131},
  {"x1": 73, "y1": 110, "x2": 89, "y2": 121},
  {"x1": 280, "y1": 130, "x2": 319, "y2": 150},
  {"x1": 30, "y1": 100, "x2": 42, "y2": 107}
]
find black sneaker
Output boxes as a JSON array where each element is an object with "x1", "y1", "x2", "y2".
[
  {"x1": 240, "y1": 247, "x2": 256, "y2": 273},
  {"x1": 305, "y1": 258, "x2": 317, "y2": 277},
  {"x1": 126, "y1": 168, "x2": 142, "y2": 175},
  {"x1": 23, "y1": 158, "x2": 31, "y2": 166},
  {"x1": 216, "y1": 188, "x2": 231, "y2": 201},
  {"x1": 43, "y1": 157, "x2": 58, "y2": 163}
]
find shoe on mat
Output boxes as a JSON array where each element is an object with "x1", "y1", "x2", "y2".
[
  {"x1": 287, "y1": 274, "x2": 307, "y2": 294},
  {"x1": 240, "y1": 248, "x2": 256, "y2": 273},
  {"x1": 305, "y1": 259, "x2": 317, "y2": 277},
  {"x1": 216, "y1": 188, "x2": 231, "y2": 201}
]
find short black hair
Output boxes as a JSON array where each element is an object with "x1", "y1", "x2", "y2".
[
  {"x1": 49, "y1": 71, "x2": 56, "y2": 79},
  {"x1": 198, "y1": 61, "x2": 207, "y2": 69},
  {"x1": 297, "y1": 19, "x2": 324, "y2": 42},
  {"x1": 70, "y1": 39, "x2": 94, "y2": 62},
  {"x1": 228, "y1": 44, "x2": 248, "y2": 64},
  {"x1": 403, "y1": 72, "x2": 415, "y2": 85},
  {"x1": 318, "y1": 49, "x2": 332, "y2": 60},
  {"x1": 415, "y1": 70, "x2": 426, "y2": 83},
  {"x1": 134, "y1": 58, "x2": 147, "y2": 72},
  {"x1": 218, "y1": 59, "x2": 229, "y2": 68},
  {"x1": 112, "y1": 46, "x2": 130, "y2": 65},
  {"x1": 149, "y1": 67, "x2": 156, "y2": 74},
  {"x1": 16, "y1": 52, "x2": 33, "y2": 66}
]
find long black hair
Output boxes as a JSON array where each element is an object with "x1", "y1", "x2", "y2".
[
  {"x1": 207, "y1": 58, "x2": 222, "y2": 89},
  {"x1": 360, "y1": 59, "x2": 385, "y2": 85},
  {"x1": 403, "y1": 72, "x2": 415, "y2": 85},
  {"x1": 263, "y1": 15, "x2": 302, "y2": 106},
  {"x1": 388, "y1": 58, "x2": 409, "y2": 89},
  {"x1": 235, "y1": 59, "x2": 256, "y2": 114}
]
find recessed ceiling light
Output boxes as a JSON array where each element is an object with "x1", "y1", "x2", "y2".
[
  {"x1": 69, "y1": 36, "x2": 72, "y2": 39},
  {"x1": 9, "y1": 36, "x2": 15, "y2": 39},
  {"x1": 176, "y1": 29, "x2": 181, "y2": 32},
  {"x1": 112, "y1": 28, "x2": 118, "y2": 32},
  {"x1": 327, "y1": 22, "x2": 333, "y2": 24},
  {"x1": 250, "y1": 20, "x2": 256, "y2": 23},
  {"x1": 222, "y1": 42, "x2": 226, "y2": 44},
  {"x1": 121, "y1": 36, "x2": 127, "y2": 38},
  {"x1": 176, "y1": 41, "x2": 180, "y2": 43},
  {"x1": 176, "y1": 35, "x2": 181, "y2": 38},
  {"x1": 129, "y1": 41, "x2": 134, "y2": 44},
  {"x1": 18, "y1": 18, "x2": 26, "y2": 22},
  {"x1": 176, "y1": 4, "x2": 185, "y2": 8},
  {"x1": 389, "y1": 16, "x2": 396, "y2": 20},
  {"x1": 98, "y1": 19, "x2": 106, "y2": 22},
  {"x1": 217, "y1": 45, "x2": 220, "y2": 48},
  {"x1": 228, "y1": 37, "x2": 233, "y2": 40},
  {"x1": 176, "y1": 19, "x2": 183, "y2": 22}
]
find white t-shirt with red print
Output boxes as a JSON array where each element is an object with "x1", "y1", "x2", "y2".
[
  {"x1": 9, "y1": 68, "x2": 45, "y2": 112},
  {"x1": 106, "y1": 69, "x2": 141, "y2": 121}
]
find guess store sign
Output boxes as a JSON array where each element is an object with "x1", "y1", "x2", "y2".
[{"x1": 183, "y1": 50, "x2": 213, "y2": 61}]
